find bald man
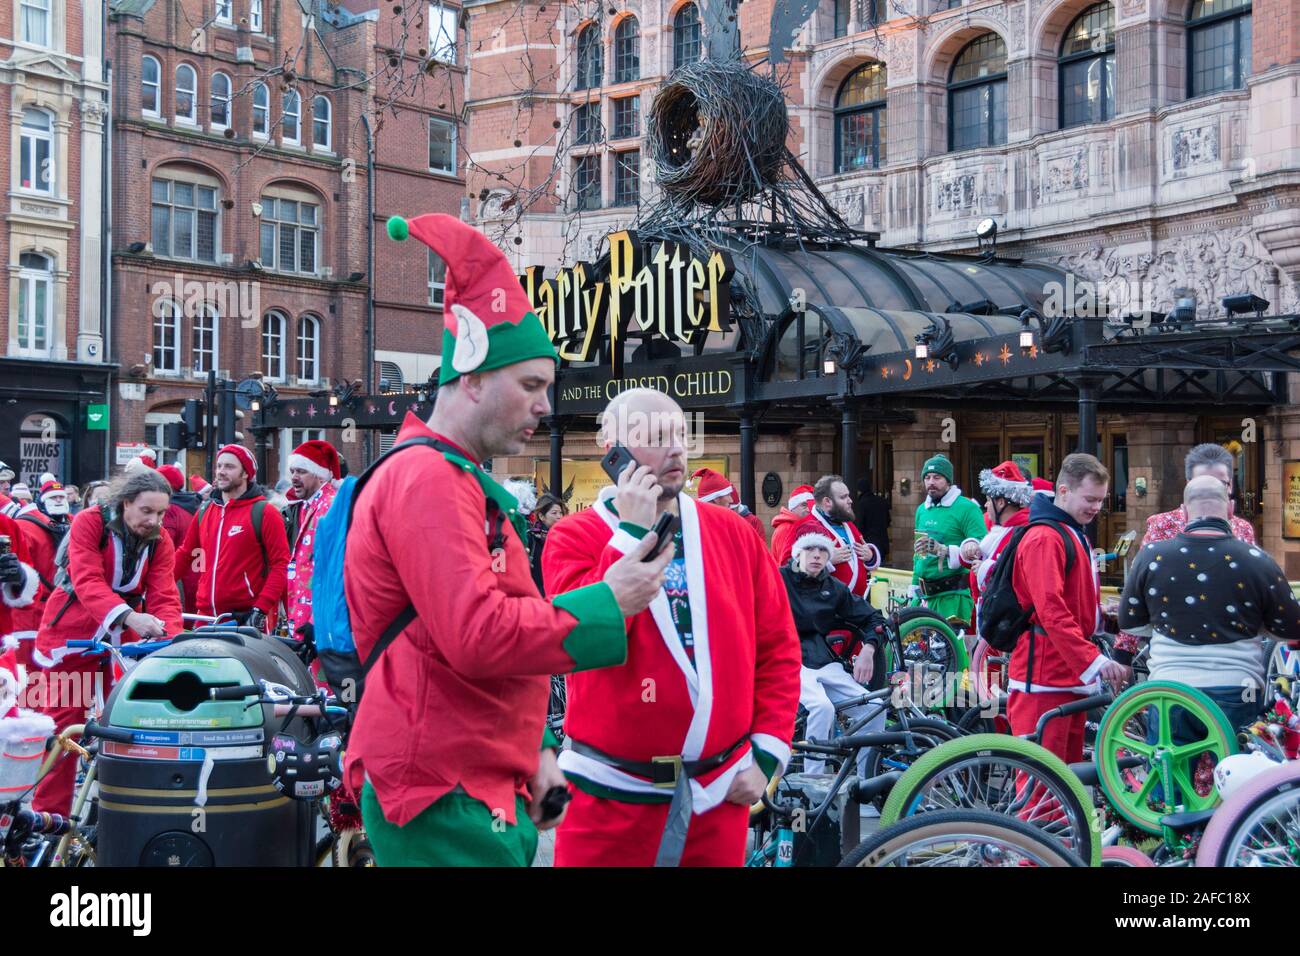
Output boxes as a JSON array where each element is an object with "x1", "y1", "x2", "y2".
[
  {"x1": 1120, "y1": 475, "x2": 1300, "y2": 733},
  {"x1": 542, "y1": 388, "x2": 801, "y2": 866}
]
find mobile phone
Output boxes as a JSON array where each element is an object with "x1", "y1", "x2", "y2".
[
  {"x1": 600, "y1": 443, "x2": 638, "y2": 483},
  {"x1": 643, "y1": 510, "x2": 680, "y2": 562},
  {"x1": 538, "y1": 785, "x2": 572, "y2": 823}
]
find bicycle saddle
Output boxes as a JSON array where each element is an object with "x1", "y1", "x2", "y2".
[{"x1": 1159, "y1": 808, "x2": 1216, "y2": 834}]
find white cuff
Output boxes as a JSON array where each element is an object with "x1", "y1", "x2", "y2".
[
  {"x1": 862, "y1": 543, "x2": 882, "y2": 571},
  {"x1": 607, "y1": 528, "x2": 641, "y2": 556},
  {"x1": 101, "y1": 601, "x2": 132, "y2": 637},
  {"x1": 1080, "y1": 653, "x2": 1108, "y2": 685},
  {"x1": 2, "y1": 562, "x2": 40, "y2": 607},
  {"x1": 946, "y1": 544, "x2": 965, "y2": 570},
  {"x1": 750, "y1": 733, "x2": 791, "y2": 776}
]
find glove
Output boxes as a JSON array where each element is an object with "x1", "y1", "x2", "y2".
[
  {"x1": 0, "y1": 552, "x2": 24, "y2": 585},
  {"x1": 245, "y1": 608, "x2": 268, "y2": 632}
]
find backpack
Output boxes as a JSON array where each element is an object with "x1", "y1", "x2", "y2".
[
  {"x1": 977, "y1": 519, "x2": 1078, "y2": 691},
  {"x1": 15, "y1": 512, "x2": 67, "y2": 590},
  {"x1": 194, "y1": 494, "x2": 283, "y2": 579},
  {"x1": 310, "y1": 437, "x2": 511, "y2": 708}
]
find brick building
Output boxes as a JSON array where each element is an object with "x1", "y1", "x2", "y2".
[
  {"x1": 106, "y1": 0, "x2": 464, "y2": 481},
  {"x1": 463, "y1": 0, "x2": 1300, "y2": 571},
  {"x1": 0, "y1": 0, "x2": 112, "y2": 488}
]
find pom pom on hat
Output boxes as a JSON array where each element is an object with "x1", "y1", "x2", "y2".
[{"x1": 386, "y1": 215, "x2": 410, "y2": 241}]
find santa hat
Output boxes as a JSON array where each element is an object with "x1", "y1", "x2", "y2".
[
  {"x1": 0, "y1": 460, "x2": 14, "y2": 482},
  {"x1": 386, "y1": 213, "x2": 556, "y2": 386},
  {"x1": 501, "y1": 478, "x2": 537, "y2": 516},
  {"x1": 790, "y1": 518, "x2": 837, "y2": 562},
  {"x1": 1032, "y1": 477, "x2": 1056, "y2": 499},
  {"x1": 979, "y1": 461, "x2": 1033, "y2": 507},
  {"x1": 157, "y1": 465, "x2": 185, "y2": 492},
  {"x1": 787, "y1": 484, "x2": 815, "y2": 511},
  {"x1": 189, "y1": 474, "x2": 211, "y2": 493},
  {"x1": 691, "y1": 468, "x2": 735, "y2": 503},
  {"x1": 38, "y1": 476, "x2": 66, "y2": 504},
  {"x1": 288, "y1": 439, "x2": 341, "y2": 481},
  {"x1": 216, "y1": 443, "x2": 256, "y2": 479},
  {"x1": 9, "y1": 483, "x2": 31, "y2": 502}
]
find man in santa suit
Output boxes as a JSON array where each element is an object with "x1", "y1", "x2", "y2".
[
  {"x1": 0, "y1": 509, "x2": 40, "y2": 679},
  {"x1": 344, "y1": 213, "x2": 664, "y2": 867},
  {"x1": 284, "y1": 439, "x2": 340, "y2": 643},
  {"x1": 690, "y1": 467, "x2": 768, "y2": 543},
  {"x1": 31, "y1": 468, "x2": 183, "y2": 814},
  {"x1": 544, "y1": 387, "x2": 801, "y2": 867},
  {"x1": 779, "y1": 474, "x2": 881, "y2": 599},
  {"x1": 958, "y1": 461, "x2": 1034, "y2": 632},
  {"x1": 770, "y1": 484, "x2": 814, "y2": 564},
  {"x1": 9, "y1": 477, "x2": 71, "y2": 675}
]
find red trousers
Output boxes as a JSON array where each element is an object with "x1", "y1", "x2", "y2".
[
  {"x1": 1007, "y1": 689, "x2": 1088, "y2": 764},
  {"x1": 31, "y1": 656, "x2": 112, "y2": 816},
  {"x1": 554, "y1": 787, "x2": 750, "y2": 867}
]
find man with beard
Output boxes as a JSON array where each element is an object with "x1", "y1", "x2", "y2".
[
  {"x1": 798, "y1": 475, "x2": 882, "y2": 600},
  {"x1": 912, "y1": 454, "x2": 987, "y2": 624},
  {"x1": 284, "y1": 439, "x2": 340, "y2": 643},
  {"x1": 176, "y1": 444, "x2": 289, "y2": 632},
  {"x1": 543, "y1": 388, "x2": 801, "y2": 867},
  {"x1": 32, "y1": 469, "x2": 182, "y2": 814},
  {"x1": 9, "y1": 477, "x2": 72, "y2": 670},
  {"x1": 343, "y1": 214, "x2": 665, "y2": 867}
]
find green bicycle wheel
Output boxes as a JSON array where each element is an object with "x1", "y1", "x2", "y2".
[
  {"x1": 888, "y1": 613, "x2": 973, "y2": 712},
  {"x1": 1093, "y1": 680, "x2": 1237, "y2": 836},
  {"x1": 879, "y1": 733, "x2": 1101, "y2": 866}
]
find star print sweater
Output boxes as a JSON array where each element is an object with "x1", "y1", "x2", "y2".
[{"x1": 1117, "y1": 517, "x2": 1300, "y2": 692}]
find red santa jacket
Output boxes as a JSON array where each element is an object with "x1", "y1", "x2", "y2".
[
  {"x1": 34, "y1": 506, "x2": 183, "y2": 666},
  {"x1": 543, "y1": 488, "x2": 802, "y2": 810},
  {"x1": 1008, "y1": 501, "x2": 1105, "y2": 694},
  {"x1": 10, "y1": 510, "x2": 63, "y2": 641},
  {"x1": 175, "y1": 485, "x2": 289, "y2": 620},
  {"x1": 1, "y1": 511, "x2": 40, "y2": 642},
  {"x1": 769, "y1": 508, "x2": 803, "y2": 563},
  {"x1": 343, "y1": 414, "x2": 627, "y2": 828}
]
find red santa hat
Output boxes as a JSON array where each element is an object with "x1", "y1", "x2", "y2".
[
  {"x1": 789, "y1": 518, "x2": 838, "y2": 561},
  {"x1": 1032, "y1": 477, "x2": 1056, "y2": 499},
  {"x1": 288, "y1": 439, "x2": 341, "y2": 481},
  {"x1": 216, "y1": 444, "x2": 256, "y2": 479},
  {"x1": 189, "y1": 474, "x2": 211, "y2": 493},
  {"x1": 787, "y1": 484, "x2": 815, "y2": 511},
  {"x1": 38, "y1": 475, "x2": 66, "y2": 503},
  {"x1": 691, "y1": 468, "x2": 736, "y2": 503},
  {"x1": 156, "y1": 465, "x2": 184, "y2": 492},
  {"x1": 979, "y1": 461, "x2": 1033, "y2": 507}
]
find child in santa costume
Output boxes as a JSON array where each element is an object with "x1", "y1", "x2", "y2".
[
  {"x1": 690, "y1": 468, "x2": 767, "y2": 542},
  {"x1": 284, "y1": 439, "x2": 340, "y2": 643},
  {"x1": 769, "y1": 484, "x2": 814, "y2": 564},
  {"x1": 543, "y1": 399, "x2": 800, "y2": 867},
  {"x1": 344, "y1": 214, "x2": 640, "y2": 867},
  {"x1": 31, "y1": 469, "x2": 183, "y2": 814}
]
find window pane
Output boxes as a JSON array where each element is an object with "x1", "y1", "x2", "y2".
[
  {"x1": 260, "y1": 222, "x2": 275, "y2": 265},
  {"x1": 429, "y1": 120, "x2": 455, "y2": 172},
  {"x1": 615, "y1": 150, "x2": 639, "y2": 205},
  {"x1": 575, "y1": 156, "x2": 601, "y2": 209},
  {"x1": 1190, "y1": 0, "x2": 1250, "y2": 17},
  {"x1": 838, "y1": 108, "x2": 882, "y2": 171},
  {"x1": 173, "y1": 181, "x2": 193, "y2": 206},
  {"x1": 613, "y1": 97, "x2": 639, "y2": 138},
  {"x1": 300, "y1": 203, "x2": 316, "y2": 226},
  {"x1": 577, "y1": 26, "x2": 602, "y2": 89},
  {"x1": 17, "y1": 282, "x2": 28, "y2": 347},
  {"x1": 33, "y1": 280, "x2": 47, "y2": 349},
  {"x1": 430, "y1": 6, "x2": 458, "y2": 62},
  {"x1": 280, "y1": 225, "x2": 297, "y2": 271},
  {"x1": 837, "y1": 61, "x2": 887, "y2": 108},
  {"x1": 152, "y1": 206, "x2": 170, "y2": 256},
  {"x1": 1062, "y1": 2, "x2": 1114, "y2": 55},
  {"x1": 951, "y1": 33, "x2": 1007, "y2": 83},
  {"x1": 1190, "y1": 19, "x2": 1238, "y2": 95},
  {"x1": 196, "y1": 210, "x2": 217, "y2": 262},
  {"x1": 575, "y1": 102, "x2": 603, "y2": 145},
  {"x1": 299, "y1": 229, "x2": 316, "y2": 274},
  {"x1": 615, "y1": 19, "x2": 640, "y2": 84},
  {"x1": 674, "y1": 4, "x2": 701, "y2": 69}
]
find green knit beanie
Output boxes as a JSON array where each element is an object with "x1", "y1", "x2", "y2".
[{"x1": 921, "y1": 454, "x2": 954, "y2": 482}]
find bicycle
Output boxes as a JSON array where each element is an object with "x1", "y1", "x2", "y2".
[{"x1": 838, "y1": 808, "x2": 1087, "y2": 867}]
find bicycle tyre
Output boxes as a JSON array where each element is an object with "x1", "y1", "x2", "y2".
[
  {"x1": 1195, "y1": 760, "x2": 1300, "y2": 867},
  {"x1": 890, "y1": 613, "x2": 973, "y2": 712},
  {"x1": 879, "y1": 733, "x2": 1101, "y2": 866},
  {"x1": 839, "y1": 809, "x2": 1085, "y2": 867},
  {"x1": 1101, "y1": 845, "x2": 1156, "y2": 867}
]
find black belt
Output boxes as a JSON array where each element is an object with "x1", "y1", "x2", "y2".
[
  {"x1": 567, "y1": 735, "x2": 748, "y2": 789},
  {"x1": 919, "y1": 573, "x2": 969, "y2": 597}
]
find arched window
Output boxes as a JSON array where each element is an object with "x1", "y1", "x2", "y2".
[
  {"x1": 674, "y1": 4, "x2": 701, "y2": 70},
  {"x1": 141, "y1": 55, "x2": 161, "y2": 116},
  {"x1": 614, "y1": 17, "x2": 640, "y2": 83},
  {"x1": 1188, "y1": 0, "x2": 1251, "y2": 97},
  {"x1": 835, "y1": 61, "x2": 887, "y2": 172},
  {"x1": 947, "y1": 33, "x2": 1007, "y2": 151},
  {"x1": 576, "y1": 23, "x2": 602, "y2": 90},
  {"x1": 312, "y1": 96, "x2": 331, "y2": 150},
  {"x1": 19, "y1": 108, "x2": 54, "y2": 194},
  {"x1": 296, "y1": 315, "x2": 320, "y2": 382},
  {"x1": 192, "y1": 305, "x2": 219, "y2": 374},
  {"x1": 1059, "y1": 3, "x2": 1115, "y2": 128},
  {"x1": 252, "y1": 83, "x2": 269, "y2": 137},
  {"x1": 175, "y1": 64, "x2": 198, "y2": 123},
  {"x1": 152, "y1": 298, "x2": 182, "y2": 373},
  {"x1": 282, "y1": 90, "x2": 301, "y2": 144},
  {"x1": 152, "y1": 168, "x2": 220, "y2": 262},
  {"x1": 211, "y1": 71, "x2": 232, "y2": 128},
  {"x1": 16, "y1": 252, "x2": 54, "y2": 356},
  {"x1": 262, "y1": 312, "x2": 287, "y2": 381},
  {"x1": 259, "y1": 187, "x2": 320, "y2": 275}
]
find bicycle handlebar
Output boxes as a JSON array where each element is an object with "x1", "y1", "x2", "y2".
[
  {"x1": 65, "y1": 638, "x2": 170, "y2": 659},
  {"x1": 1026, "y1": 692, "x2": 1113, "y2": 743},
  {"x1": 208, "y1": 684, "x2": 261, "y2": 701}
]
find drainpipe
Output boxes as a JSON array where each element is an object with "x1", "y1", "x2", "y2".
[
  {"x1": 101, "y1": 0, "x2": 113, "y2": 478},
  {"x1": 360, "y1": 113, "x2": 375, "y2": 466}
]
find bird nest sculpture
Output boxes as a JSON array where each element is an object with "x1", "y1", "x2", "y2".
[{"x1": 647, "y1": 59, "x2": 789, "y2": 208}]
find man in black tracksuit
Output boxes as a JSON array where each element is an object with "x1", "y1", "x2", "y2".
[{"x1": 780, "y1": 519, "x2": 888, "y2": 776}]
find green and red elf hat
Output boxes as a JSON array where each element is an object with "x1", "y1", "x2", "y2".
[{"x1": 386, "y1": 213, "x2": 557, "y2": 386}]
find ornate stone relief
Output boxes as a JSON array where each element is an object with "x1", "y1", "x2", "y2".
[{"x1": 1165, "y1": 123, "x2": 1220, "y2": 177}]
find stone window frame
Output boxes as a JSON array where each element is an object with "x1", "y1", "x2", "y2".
[
  {"x1": 15, "y1": 0, "x2": 62, "y2": 51},
  {"x1": 14, "y1": 251, "x2": 55, "y2": 357},
  {"x1": 834, "y1": 60, "x2": 888, "y2": 173},
  {"x1": 1186, "y1": 0, "x2": 1251, "y2": 99},
  {"x1": 17, "y1": 106, "x2": 56, "y2": 196},
  {"x1": 296, "y1": 314, "x2": 321, "y2": 383},
  {"x1": 258, "y1": 182, "x2": 325, "y2": 276},
  {"x1": 1058, "y1": 2, "x2": 1116, "y2": 129},
  {"x1": 141, "y1": 55, "x2": 162, "y2": 118}
]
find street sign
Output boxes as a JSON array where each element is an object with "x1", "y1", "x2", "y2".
[
  {"x1": 116, "y1": 442, "x2": 150, "y2": 465},
  {"x1": 20, "y1": 436, "x2": 64, "y2": 487},
  {"x1": 86, "y1": 404, "x2": 109, "y2": 431}
]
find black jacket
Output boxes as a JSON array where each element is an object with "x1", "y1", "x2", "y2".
[
  {"x1": 780, "y1": 561, "x2": 886, "y2": 669},
  {"x1": 528, "y1": 521, "x2": 548, "y2": 597},
  {"x1": 169, "y1": 490, "x2": 203, "y2": 516}
]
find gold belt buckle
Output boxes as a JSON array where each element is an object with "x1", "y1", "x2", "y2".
[{"x1": 651, "y1": 755, "x2": 682, "y2": 788}]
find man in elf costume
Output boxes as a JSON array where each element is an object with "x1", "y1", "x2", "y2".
[
  {"x1": 284, "y1": 439, "x2": 340, "y2": 643},
  {"x1": 770, "y1": 484, "x2": 814, "y2": 563},
  {"x1": 543, "y1": 387, "x2": 801, "y2": 867},
  {"x1": 911, "y1": 454, "x2": 986, "y2": 624},
  {"x1": 343, "y1": 214, "x2": 668, "y2": 867}
]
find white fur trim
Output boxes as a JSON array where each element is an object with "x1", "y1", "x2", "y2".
[
  {"x1": 2, "y1": 634, "x2": 16, "y2": 651},
  {"x1": 287, "y1": 453, "x2": 332, "y2": 481},
  {"x1": 787, "y1": 491, "x2": 814, "y2": 510},
  {"x1": 607, "y1": 528, "x2": 641, "y2": 556},
  {"x1": 38, "y1": 472, "x2": 55, "y2": 486},
  {"x1": 1079, "y1": 653, "x2": 1109, "y2": 686},
  {"x1": 791, "y1": 531, "x2": 836, "y2": 556},
  {"x1": 698, "y1": 485, "x2": 734, "y2": 503},
  {"x1": 750, "y1": 733, "x2": 792, "y2": 775},
  {"x1": 0, "y1": 712, "x2": 55, "y2": 743},
  {"x1": 924, "y1": 485, "x2": 963, "y2": 509},
  {"x1": 979, "y1": 469, "x2": 1034, "y2": 507},
  {"x1": 862, "y1": 542, "x2": 882, "y2": 571},
  {"x1": 811, "y1": 509, "x2": 858, "y2": 590},
  {"x1": 4, "y1": 632, "x2": 35, "y2": 646},
  {"x1": 2, "y1": 561, "x2": 40, "y2": 607}
]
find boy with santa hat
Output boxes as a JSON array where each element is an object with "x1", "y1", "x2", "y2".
[{"x1": 284, "y1": 439, "x2": 341, "y2": 643}]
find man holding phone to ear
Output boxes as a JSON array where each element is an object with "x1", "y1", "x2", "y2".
[{"x1": 543, "y1": 387, "x2": 801, "y2": 867}]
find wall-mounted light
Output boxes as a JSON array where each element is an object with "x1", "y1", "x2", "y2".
[
  {"x1": 1134, "y1": 476, "x2": 1147, "y2": 498},
  {"x1": 899, "y1": 477, "x2": 911, "y2": 497},
  {"x1": 915, "y1": 342, "x2": 929, "y2": 359},
  {"x1": 329, "y1": 394, "x2": 339, "y2": 407},
  {"x1": 823, "y1": 357, "x2": 837, "y2": 375},
  {"x1": 251, "y1": 399, "x2": 261, "y2": 412}
]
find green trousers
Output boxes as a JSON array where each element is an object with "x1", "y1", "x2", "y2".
[{"x1": 361, "y1": 783, "x2": 538, "y2": 867}]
